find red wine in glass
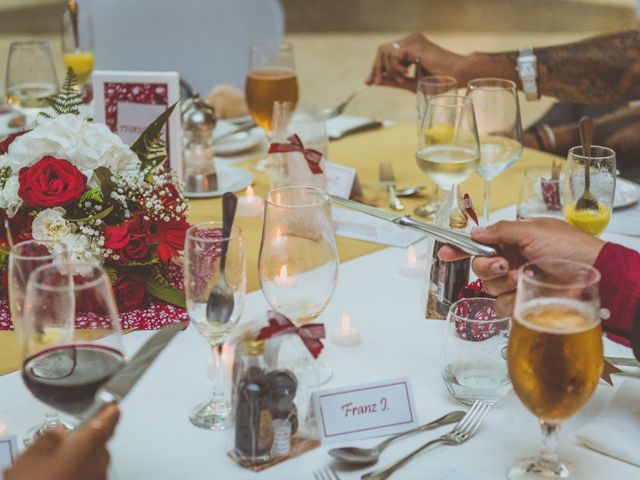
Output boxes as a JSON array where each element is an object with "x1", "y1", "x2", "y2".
[{"x1": 22, "y1": 344, "x2": 124, "y2": 416}]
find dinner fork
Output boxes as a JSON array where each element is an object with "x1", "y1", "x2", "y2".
[
  {"x1": 314, "y1": 465, "x2": 341, "y2": 480},
  {"x1": 379, "y1": 162, "x2": 404, "y2": 211},
  {"x1": 321, "y1": 84, "x2": 369, "y2": 120},
  {"x1": 361, "y1": 400, "x2": 491, "y2": 480}
]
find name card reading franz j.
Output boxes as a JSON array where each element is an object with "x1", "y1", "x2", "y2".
[{"x1": 312, "y1": 378, "x2": 418, "y2": 444}]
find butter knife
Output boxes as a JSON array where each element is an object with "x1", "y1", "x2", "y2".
[
  {"x1": 329, "y1": 120, "x2": 384, "y2": 141},
  {"x1": 330, "y1": 195, "x2": 496, "y2": 256},
  {"x1": 605, "y1": 356, "x2": 640, "y2": 368},
  {"x1": 76, "y1": 323, "x2": 183, "y2": 428}
]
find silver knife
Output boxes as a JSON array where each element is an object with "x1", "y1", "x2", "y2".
[
  {"x1": 605, "y1": 356, "x2": 640, "y2": 368},
  {"x1": 76, "y1": 323, "x2": 183, "y2": 428},
  {"x1": 329, "y1": 120, "x2": 383, "y2": 141},
  {"x1": 330, "y1": 195, "x2": 497, "y2": 256}
]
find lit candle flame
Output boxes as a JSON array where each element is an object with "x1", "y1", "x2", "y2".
[
  {"x1": 341, "y1": 312, "x2": 351, "y2": 331},
  {"x1": 246, "y1": 184, "x2": 255, "y2": 198},
  {"x1": 276, "y1": 264, "x2": 289, "y2": 285},
  {"x1": 407, "y1": 245, "x2": 417, "y2": 265}
]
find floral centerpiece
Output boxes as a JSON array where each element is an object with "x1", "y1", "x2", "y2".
[{"x1": 0, "y1": 69, "x2": 189, "y2": 330}]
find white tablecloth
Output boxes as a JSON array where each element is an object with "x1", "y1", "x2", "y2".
[{"x1": 0, "y1": 206, "x2": 639, "y2": 479}]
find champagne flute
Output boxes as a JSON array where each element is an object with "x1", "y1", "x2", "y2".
[
  {"x1": 414, "y1": 75, "x2": 457, "y2": 218},
  {"x1": 183, "y1": 222, "x2": 246, "y2": 430},
  {"x1": 9, "y1": 240, "x2": 69, "y2": 445},
  {"x1": 21, "y1": 263, "x2": 125, "y2": 422},
  {"x1": 508, "y1": 259, "x2": 603, "y2": 479},
  {"x1": 563, "y1": 146, "x2": 615, "y2": 237},
  {"x1": 62, "y1": 10, "x2": 95, "y2": 88},
  {"x1": 258, "y1": 186, "x2": 338, "y2": 385},
  {"x1": 466, "y1": 78, "x2": 523, "y2": 224},
  {"x1": 245, "y1": 39, "x2": 299, "y2": 171},
  {"x1": 416, "y1": 94, "x2": 480, "y2": 226},
  {"x1": 5, "y1": 41, "x2": 58, "y2": 125}
]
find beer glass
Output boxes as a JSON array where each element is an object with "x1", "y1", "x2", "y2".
[{"x1": 508, "y1": 259, "x2": 603, "y2": 479}]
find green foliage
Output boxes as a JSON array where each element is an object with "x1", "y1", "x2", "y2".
[
  {"x1": 68, "y1": 204, "x2": 113, "y2": 223},
  {"x1": 145, "y1": 265, "x2": 186, "y2": 308},
  {"x1": 131, "y1": 102, "x2": 178, "y2": 171},
  {"x1": 105, "y1": 266, "x2": 118, "y2": 284},
  {"x1": 40, "y1": 67, "x2": 83, "y2": 119},
  {"x1": 0, "y1": 244, "x2": 10, "y2": 271},
  {"x1": 80, "y1": 188, "x2": 103, "y2": 204},
  {"x1": 93, "y1": 167, "x2": 114, "y2": 204}
]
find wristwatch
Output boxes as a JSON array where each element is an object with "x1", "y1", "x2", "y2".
[{"x1": 517, "y1": 47, "x2": 539, "y2": 101}]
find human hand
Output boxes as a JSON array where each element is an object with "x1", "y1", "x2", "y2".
[
  {"x1": 366, "y1": 33, "x2": 468, "y2": 91},
  {"x1": 4, "y1": 404, "x2": 120, "y2": 480},
  {"x1": 438, "y1": 218, "x2": 605, "y2": 314}
]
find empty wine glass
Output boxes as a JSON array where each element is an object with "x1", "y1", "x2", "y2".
[
  {"x1": 183, "y1": 222, "x2": 246, "y2": 430},
  {"x1": 258, "y1": 186, "x2": 338, "y2": 384},
  {"x1": 466, "y1": 78, "x2": 523, "y2": 224},
  {"x1": 21, "y1": 263, "x2": 125, "y2": 425}
]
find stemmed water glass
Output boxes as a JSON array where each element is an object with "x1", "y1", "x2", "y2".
[
  {"x1": 508, "y1": 259, "x2": 603, "y2": 479},
  {"x1": 9, "y1": 240, "x2": 69, "y2": 444},
  {"x1": 21, "y1": 263, "x2": 125, "y2": 424},
  {"x1": 62, "y1": 9, "x2": 95, "y2": 89},
  {"x1": 245, "y1": 39, "x2": 299, "y2": 171},
  {"x1": 415, "y1": 75, "x2": 457, "y2": 218},
  {"x1": 416, "y1": 94, "x2": 480, "y2": 227},
  {"x1": 258, "y1": 186, "x2": 338, "y2": 385},
  {"x1": 183, "y1": 222, "x2": 246, "y2": 430},
  {"x1": 466, "y1": 78, "x2": 523, "y2": 224},
  {"x1": 562, "y1": 146, "x2": 616, "y2": 237}
]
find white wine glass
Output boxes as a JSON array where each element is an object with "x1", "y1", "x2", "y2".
[
  {"x1": 183, "y1": 222, "x2": 246, "y2": 430},
  {"x1": 258, "y1": 186, "x2": 338, "y2": 385},
  {"x1": 466, "y1": 78, "x2": 523, "y2": 224}
]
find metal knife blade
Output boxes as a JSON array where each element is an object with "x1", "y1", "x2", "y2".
[
  {"x1": 330, "y1": 195, "x2": 496, "y2": 256},
  {"x1": 76, "y1": 323, "x2": 183, "y2": 428},
  {"x1": 605, "y1": 356, "x2": 640, "y2": 368}
]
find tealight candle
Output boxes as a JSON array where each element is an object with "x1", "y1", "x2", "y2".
[
  {"x1": 0, "y1": 421, "x2": 8, "y2": 436},
  {"x1": 274, "y1": 264, "x2": 293, "y2": 287},
  {"x1": 237, "y1": 185, "x2": 264, "y2": 217},
  {"x1": 331, "y1": 312, "x2": 362, "y2": 347},
  {"x1": 398, "y1": 245, "x2": 425, "y2": 278}
]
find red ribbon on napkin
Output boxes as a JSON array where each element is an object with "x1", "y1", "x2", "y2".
[
  {"x1": 257, "y1": 311, "x2": 326, "y2": 359},
  {"x1": 268, "y1": 134, "x2": 324, "y2": 174}
]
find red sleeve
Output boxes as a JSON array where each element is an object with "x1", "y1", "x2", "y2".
[{"x1": 593, "y1": 242, "x2": 640, "y2": 347}]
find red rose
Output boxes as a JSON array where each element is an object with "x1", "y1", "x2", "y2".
[
  {"x1": 0, "y1": 131, "x2": 27, "y2": 154},
  {"x1": 18, "y1": 156, "x2": 86, "y2": 208},
  {"x1": 104, "y1": 225, "x2": 131, "y2": 250},
  {"x1": 113, "y1": 274, "x2": 146, "y2": 311},
  {"x1": 122, "y1": 236, "x2": 149, "y2": 262}
]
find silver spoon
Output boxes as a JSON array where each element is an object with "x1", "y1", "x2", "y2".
[
  {"x1": 395, "y1": 186, "x2": 425, "y2": 197},
  {"x1": 205, "y1": 192, "x2": 237, "y2": 324},
  {"x1": 328, "y1": 410, "x2": 464, "y2": 467}
]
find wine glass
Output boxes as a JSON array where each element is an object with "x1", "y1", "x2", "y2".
[
  {"x1": 416, "y1": 94, "x2": 480, "y2": 227},
  {"x1": 62, "y1": 10, "x2": 95, "y2": 88},
  {"x1": 9, "y1": 240, "x2": 69, "y2": 445},
  {"x1": 516, "y1": 166, "x2": 564, "y2": 220},
  {"x1": 5, "y1": 41, "x2": 58, "y2": 126},
  {"x1": 245, "y1": 39, "x2": 299, "y2": 171},
  {"x1": 562, "y1": 146, "x2": 615, "y2": 237},
  {"x1": 466, "y1": 78, "x2": 523, "y2": 224},
  {"x1": 414, "y1": 75, "x2": 457, "y2": 218},
  {"x1": 508, "y1": 259, "x2": 603, "y2": 479},
  {"x1": 21, "y1": 263, "x2": 125, "y2": 423},
  {"x1": 183, "y1": 222, "x2": 246, "y2": 430},
  {"x1": 258, "y1": 186, "x2": 338, "y2": 384}
]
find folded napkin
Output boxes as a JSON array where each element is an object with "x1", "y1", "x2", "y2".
[
  {"x1": 326, "y1": 115, "x2": 384, "y2": 140},
  {"x1": 576, "y1": 378, "x2": 640, "y2": 466},
  {"x1": 332, "y1": 207, "x2": 423, "y2": 248}
]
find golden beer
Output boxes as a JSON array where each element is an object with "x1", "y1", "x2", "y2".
[
  {"x1": 245, "y1": 68, "x2": 298, "y2": 132},
  {"x1": 508, "y1": 299, "x2": 603, "y2": 422}
]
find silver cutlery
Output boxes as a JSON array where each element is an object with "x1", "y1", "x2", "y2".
[
  {"x1": 379, "y1": 162, "x2": 404, "y2": 211},
  {"x1": 605, "y1": 356, "x2": 640, "y2": 367},
  {"x1": 330, "y1": 195, "x2": 497, "y2": 256},
  {"x1": 329, "y1": 410, "x2": 464, "y2": 466},
  {"x1": 314, "y1": 466, "x2": 341, "y2": 480},
  {"x1": 361, "y1": 400, "x2": 491, "y2": 480},
  {"x1": 321, "y1": 84, "x2": 369, "y2": 120},
  {"x1": 395, "y1": 186, "x2": 425, "y2": 197},
  {"x1": 329, "y1": 120, "x2": 383, "y2": 141}
]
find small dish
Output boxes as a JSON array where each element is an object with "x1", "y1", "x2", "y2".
[
  {"x1": 614, "y1": 177, "x2": 640, "y2": 209},
  {"x1": 183, "y1": 166, "x2": 253, "y2": 199}
]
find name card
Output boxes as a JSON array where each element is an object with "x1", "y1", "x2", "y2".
[
  {"x1": 325, "y1": 162, "x2": 357, "y2": 199},
  {"x1": 92, "y1": 70, "x2": 182, "y2": 179},
  {"x1": 313, "y1": 378, "x2": 418, "y2": 444},
  {"x1": 0, "y1": 435, "x2": 17, "y2": 480}
]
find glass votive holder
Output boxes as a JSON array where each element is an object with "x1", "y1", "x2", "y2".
[
  {"x1": 516, "y1": 166, "x2": 564, "y2": 220},
  {"x1": 440, "y1": 297, "x2": 511, "y2": 406}
]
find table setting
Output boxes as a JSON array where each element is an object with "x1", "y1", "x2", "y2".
[{"x1": 1, "y1": 5, "x2": 640, "y2": 479}]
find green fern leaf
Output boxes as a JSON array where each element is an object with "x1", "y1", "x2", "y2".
[
  {"x1": 41, "y1": 67, "x2": 83, "y2": 118},
  {"x1": 80, "y1": 188, "x2": 103, "y2": 204},
  {"x1": 131, "y1": 102, "x2": 178, "y2": 170},
  {"x1": 146, "y1": 265, "x2": 186, "y2": 308}
]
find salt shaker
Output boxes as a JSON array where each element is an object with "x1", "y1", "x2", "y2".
[{"x1": 182, "y1": 92, "x2": 218, "y2": 193}]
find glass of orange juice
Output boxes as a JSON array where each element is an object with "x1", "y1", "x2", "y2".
[
  {"x1": 562, "y1": 146, "x2": 615, "y2": 237},
  {"x1": 62, "y1": 10, "x2": 95, "y2": 89}
]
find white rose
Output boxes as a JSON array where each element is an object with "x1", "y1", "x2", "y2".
[
  {"x1": 0, "y1": 154, "x2": 10, "y2": 169},
  {"x1": 32, "y1": 208, "x2": 73, "y2": 242},
  {"x1": 0, "y1": 176, "x2": 22, "y2": 217},
  {"x1": 77, "y1": 121, "x2": 141, "y2": 175}
]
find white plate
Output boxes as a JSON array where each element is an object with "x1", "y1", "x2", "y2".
[
  {"x1": 183, "y1": 166, "x2": 253, "y2": 198},
  {"x1": 614, "y1": 177, "x2": 640, "y2": 209},
  {"x1": 212, "y1": 120, "x2": 264, "y2": 156}
]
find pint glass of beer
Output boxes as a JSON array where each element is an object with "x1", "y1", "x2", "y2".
[{"x1": 508, "y1": 259, "x2": 603, "y2": 480}]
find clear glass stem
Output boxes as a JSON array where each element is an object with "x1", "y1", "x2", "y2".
[
  {"x1": 210, "y1": 343, "x2": 225, "y2": 407},
  {"x1": 44, "y1": 410, "x2": 63, "y2": 428},
  {"x1": 435, "y1": 185, "x2": 454, "y2": 226},
  {"x1": 483, "y1": 178, "x2": 491, "y2": 225},
  {"x1": 538, "y1": 420, "x2": 562, "y2": 470}
]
